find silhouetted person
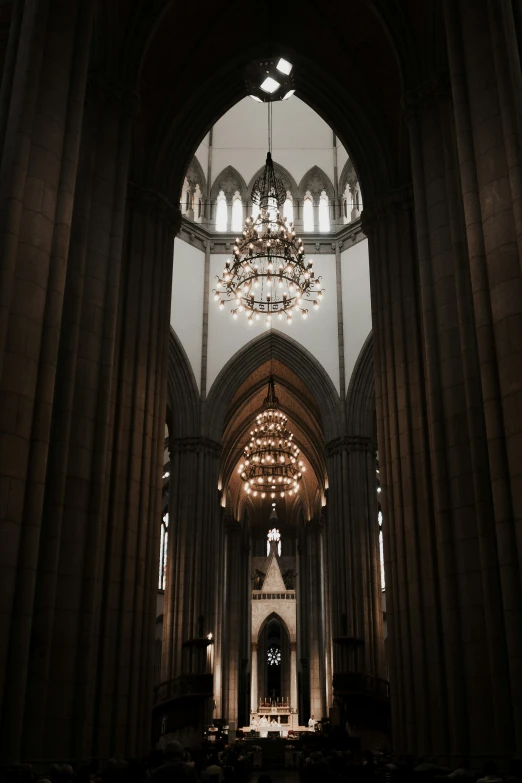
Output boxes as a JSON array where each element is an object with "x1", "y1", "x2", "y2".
[
  {"x1": 152, "y1": 741, "x2": 198, "y2": 782},
  {"x1": 477, "y1": 761, "x2": 503, "y2": 783}
]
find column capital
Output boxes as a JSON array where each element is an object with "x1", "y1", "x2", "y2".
[
  {"x1": 360, "y1": 185, "x2": 413, "y2": 236},
  {"x1": 403, "y1": 72, "x2": 451, "y2": 121},
  {"x1": 223, "y1": 514, "x2": 241, "y2": 533},
  {"x1": 308, "y1": 514, "x2": 325, "y2": 534},
  {"x1": 290, "y1": 642, "x2": 297, "y2": 653},
  {"x1": 127, "y1": 182, "x2": 182, "y2": 232},
  {"x1": 86, "y1": 71, "x2": 138, "y2": 116},
  {"x1": 325, "y1": 435, "x2": 376, "y2": 457},
  {"x1": 251, "y1": 642, "x2": 258, "y2": 652},
  {"x1": 170, "y1": 436, "x2": 222, "y2": 458}
]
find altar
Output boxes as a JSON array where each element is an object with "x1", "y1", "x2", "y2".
[{"x1": 245, "y1": 701, "x2": 299, "y2": 735}]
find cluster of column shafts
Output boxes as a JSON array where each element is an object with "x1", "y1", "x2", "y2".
[
  {"x1": 0, "y1": 0, "x2": 179, "y2": 764},
  {"x1": 362, "y1": 0, "x2": 522, "y2": 761}
]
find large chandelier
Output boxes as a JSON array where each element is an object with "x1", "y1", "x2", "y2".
[
  {"x1": 237, "y1": 377, "x2": 305, "y2": 499},
  {"x1": 213, "y1": 151, "x2": 324, "y2": 327}
]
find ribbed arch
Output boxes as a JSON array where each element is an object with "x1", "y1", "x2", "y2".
[
  {"x1": 205, "y1": 331, "x2": 341, "y2": 442},
  {"x1": 166, "y1": 327, "x2": 200, "y2": 439},
  {"x1": 220, "y1": 402, "x2": 326, "y2": 501},
  {"x1": 345, "y1": 331, "x2": 375, "y2": 440}
]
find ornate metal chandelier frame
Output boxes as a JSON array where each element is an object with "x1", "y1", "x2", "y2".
[
  {"x1": 214, "y1": 150, "x2": 324, "y2": 326},
  {"x1": 237, "y1": 378, "x2": 305, "y2": 499}
]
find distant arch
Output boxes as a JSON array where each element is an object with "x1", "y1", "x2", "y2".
[
  {"x1": 255, "y1": 610, "x2": 295, "y2": 644},
  {"x1": 205, "y1": 330, "x2": 341, "y2": 442}
]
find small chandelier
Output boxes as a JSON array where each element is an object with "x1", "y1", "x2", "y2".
[
  {"x1": 213, "y1": 151, "x2": 324, "y2": 326},
  {"x1": 237, "y1": 377, "x2": 305, "y2": 499}
]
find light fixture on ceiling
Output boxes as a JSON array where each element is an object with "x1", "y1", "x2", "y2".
[
  {"x1": 246, "y1": 57, "x2": 295, "y2": 103},
  {"x1": 213, "y1": 105, "x2": 324, "y2": 327},
  {"x1": 237, "y1": 377, "x2": 305, "y2": 500},
  {"x1": 260, "y1": 76, "x2": 280, "y2": 94},
  {"x1": 276, "y1": 58, "x2": 293, "y2": 75}
]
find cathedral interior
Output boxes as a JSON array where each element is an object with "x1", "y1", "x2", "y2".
[{"x1": 1, "y1": 0, "x2": 522, "y2": 776}]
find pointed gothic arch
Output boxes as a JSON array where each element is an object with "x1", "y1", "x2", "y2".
[
  {"x1": 255, "y1": 610, "x2": 295, "y2": 645},
  {"x1": 210, "y1": 164, "x2": 249, "y2": 203},
  {"x1": 184, "y1": 154, "x2": 207, "y2": 198},
  {"x1": 298, "y1": 165, "x2": 335, "y2": 201},
  {"x1": 205, "y1": 330, "x2": 341, "y2": 443},
  {"x1": 345, "y1": 330, "x2": 375, "y2": 440},
  {"x1": 247, "y1": 161, "x2": 299, "y2": 202},
  {"x1": 167, "y1": 327, "x2": 200, "y2": 439},
  {"x1": 339, "y1": 157, "x2": 359, "y2": 196}
]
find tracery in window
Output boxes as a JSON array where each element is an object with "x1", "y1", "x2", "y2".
[
  {"x1": 283, "y1": 192, "x2": 294, "y2": 225},
  {"x1": 159, "y1": 512, "x2": 169, "y2": 591},
  {"x1": 231, "y1": 191, "x2": 243, "y2": 232},
  {"x1": 319, "y1": 190, "x2": 330, "y2": 232},
  {"x1": 215, "y1": 190, "x2": 227, "y2": 231},
  {"x1": 303, "y1": 192, "x2": 314, "y2": 232},
  {"x1": 267, "y1": 646, "x2": 281, "y2": 666},
  {"x1": 267, "y1": 527, "x2": 282, "y2": 557}
]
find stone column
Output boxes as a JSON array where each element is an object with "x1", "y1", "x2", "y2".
[
  {"x1": 290, "y1": 642, "x2": 298, "y2": 712},
  {"x1": 0, "y1": 0, "x2": 93, "y2": 764},
  {"x1": 313, "y1": 196, "x2": 320, "y2": 233},
  {"x1": 305, "y1": 519, "x2": 327, "y2": 720},
  {"x1": 363, "y1": 189, "x2": 452, "y2": 759},
  {"x1": 17, "y1": 71, "x2": 137, "y2": 763},
  {"x1": 223, "y1": 517, "x2": 242, "y2": 723},
  {"x1": 444, "y1": 0, "x2": 522, "y2": 752},
  {"x1": 250, "y1": 642, "x2": 258, "y2": 713},
  {"x1": 349, "y1": 183, "x2": 360, "y2": 221},
  {"x1": 161, "y1": 436, "x2": 223, "y2": 677},
  {"x1": 363, "y1": 68, "x2": 522, "y2": 756},
  {"x1": 325, "y1": 437, "x2": 385, "y2": 682}
]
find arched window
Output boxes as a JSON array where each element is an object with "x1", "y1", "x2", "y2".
[
  {"x1": 267, "y1": 527, "x2": 281, "y2": 557},
  {"x1": 159, "y1": 512, "x2": 169, "y2": 591},
  {"x1": 319, "y1": 190, "x2": 330, "y2": 232},
  {"x1": 215, "y1": 190, "x2": 227, "y2": 231},
  {"x1": 283, "y1": 192, "x2": 294, "y2": 225},
  {"x1": 343, "y1": 184, "x2": 351, "y2": 223},
  {"x1": 303, "y1": 192, "x2": 314, "y2": 232},
  {"x1": 194, "y1": 184, "x2": 202, "y2": 222},
  {"x1": 231, "y1": 192, "x2": 243, "y2": 232},
  {"x1": 378, "y1": 509, "x2": 385, "y2": 590}
]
